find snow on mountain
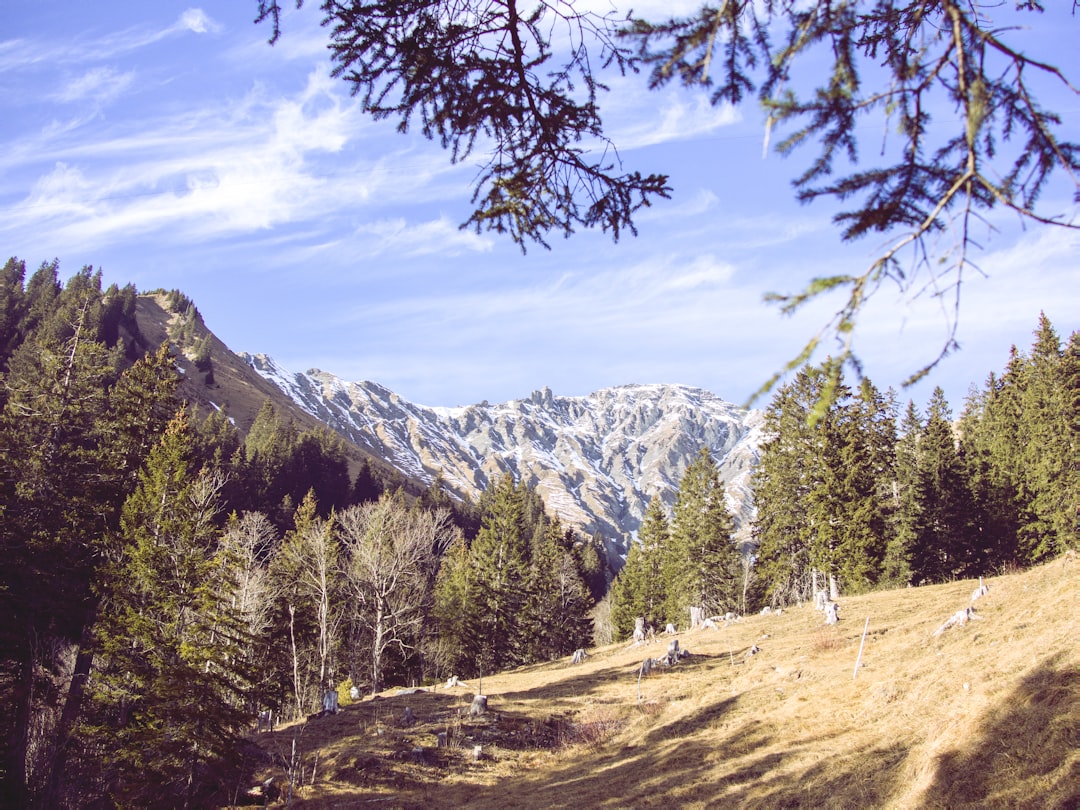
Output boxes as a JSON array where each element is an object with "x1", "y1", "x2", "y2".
[{"x1": 241, "y1": 354, "x2": 763, "y2": 549}]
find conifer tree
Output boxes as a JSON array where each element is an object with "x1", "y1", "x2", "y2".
[
  {"x1": 575, "y1": 531, "x2": 613, "y2": 604},
  {"x1": 958, "y1": 375, "x2": 1023, "y2": 571},
  {"x1": 521, "y1": 519, "x2": 592, "y2": 661},
  {"x1": 0, "y1": 282, "x2": 121, "y2": 806},
  {"x1": 1015, "y1": 315, "x2": 1077, "y2": 560},
  {"x1": 431, "y1": 531, "x2": 475, "y2": 677},
  {"x1": 751, "y1": 368, "x2": 829, "y2": 605},
  {"x1": 884, "y1": 402, "x2": 923, "y2": 586},
  {"x1": 817, "y1": 380, "x2": 894, "y2": 592},
  {"x1": 610, "y1": 497, "x2": 669, "y2": 638},
  {"x1": 910, "y1": 388, "x2": 977, "y2": 581},
  {"x1": 0, "y1": 257, "x2": 27, "y2": 373},
  {"x1": 88, "y1": 410, "x2": 251, "y2": 808},
  {"x1": 664, "y1": 448, "x2": 741, "y2": 623},
  {"x1": 467, "y1": 474, "x2": 530, "y2": 672}
]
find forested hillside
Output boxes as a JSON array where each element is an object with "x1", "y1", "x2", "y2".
[{"x1": 0, "y1": 259, "x2": 1075, "y2": 807}]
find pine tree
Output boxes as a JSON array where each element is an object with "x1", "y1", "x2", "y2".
[
  {"x1": 751, "y1": 368, "x2": 829, "y2": 606},
  {"x1": 467, "y1": 474, "x2": 530, "y2": 673},
  {"x1": 88, "y1": 409, "x2": 252, "y2": 808},
  {"x1": 910, "y1": 388, "x2": 977, "y2": 582},
  {"x1": 610, "y1": 497, "x2": 669, "y2": 637},
  {"x1": 664, "y1": 448, "x2": 741, "y2": 624},
  {"x1": 884, "y1": 401, "x2": 923, "y2": 586}
]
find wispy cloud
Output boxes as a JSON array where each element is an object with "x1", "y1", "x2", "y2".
[
  {"x1": 2, "y1": 10, "x2": 219, "y2": 72},
  {"x1": 52, "y1": 66, "x2": 135, "y2": 104},
  {"x1": 3, "y1": 68, "x2": 380, "y2": 249},
  {"x1": 613, "y1": 95, "x2": 742, "y2": 150},
  {"x1": 353, "y1": 217, "x2": 493, "y2": 257}
]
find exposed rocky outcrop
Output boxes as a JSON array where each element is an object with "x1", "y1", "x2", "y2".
[{"x1": 242, "y1": 354, "x2": 762, "y2": 549}]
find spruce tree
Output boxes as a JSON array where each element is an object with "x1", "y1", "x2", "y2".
[
  {"x1": 467, "y1": 474, "x2": 530, "y2": 672},
  {"x1": 910, "y1": 388, "x2": 977, "y2": 582},
  {"x1": 1015, "y1": 315, "x2": 1076, "y2": 560},
  {"x1": 884, "y1": 402, "x2": 923, "y2": 586},
  {"x1": 610, "y1": 496, "x2": 669, "y2": 637},
  {"x1": 751, "y1": 368, "x2": 829, "y2": 605},
  {"x1": 88, "y1": 409, "x2": 252, "y2": 808},
  {"x1": 431, "y1": 532, "x2": 475, "y2": 677},
  {"x1": 664, "y1": 448, "x2": 740, "y2": 624}
]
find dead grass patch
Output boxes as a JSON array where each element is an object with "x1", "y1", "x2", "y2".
[{"x1": 244, "y1": 557, "x2": 1078, "y2": 809}]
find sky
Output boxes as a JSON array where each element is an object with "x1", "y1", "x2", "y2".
[{"x1": 2, "y1": 1, "x2": 1077, "y2": 413}]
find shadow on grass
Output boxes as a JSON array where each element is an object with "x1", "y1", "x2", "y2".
[
  {"x1": 922, "y1": 651, "x2": 1080, "y2": 808},
  {"x1": 496, "y1": 663, "x2": 636, "y2": 705}
]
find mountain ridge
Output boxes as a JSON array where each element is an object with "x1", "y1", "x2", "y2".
[{"x1": 241, "y1": 352, "x2": 763, "y2": 547}]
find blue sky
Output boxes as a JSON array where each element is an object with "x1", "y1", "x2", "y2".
[{"x1": 2, "y1": 1, "x2": 1077, "y2": 412}]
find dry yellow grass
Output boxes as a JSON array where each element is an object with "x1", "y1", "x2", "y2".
[{"x1": 251, "y1": 555, "x2": 1079, "y2": 808}]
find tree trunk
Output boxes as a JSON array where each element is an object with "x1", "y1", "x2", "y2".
[
  {"x1": 40, "y1": 618, "x2": 96, "y2": 809},
  {"x1": 288, "y1": 604, "x2": 302, "y2": 719},
  {"x1": 3, "y1": 646, "x2": 34, "y2": 809},
  {"x1": 370, "y1": 600, "x2": 385, "y2": 695}
]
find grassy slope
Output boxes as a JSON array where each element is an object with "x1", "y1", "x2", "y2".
[{"x1": 254, "y1": 556, "x2": 1079, "y2": 808}]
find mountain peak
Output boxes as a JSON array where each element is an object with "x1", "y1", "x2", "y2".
[{"x1": 246, "y1": 357, "x2": 761, "y2": 549}]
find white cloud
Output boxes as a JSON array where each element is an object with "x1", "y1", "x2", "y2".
[
  {"x1": 52, "y1": 66, "x2": 135, "y2": 104},
  {"x1": 613, "y1": 96, "x2": 742, "y2": 150},
  {"x1": 354, "y1": 217, "x2": 493, "y2": 257},
  {"x1": 4, "y1": 67, "x2": 377, "y2": 249},
  {"x1": 176, "y1": 9, "x2": 220, "y2": 35},
  {"x1": 1, "y1": 9, "x2": 220, "y2": 75}
]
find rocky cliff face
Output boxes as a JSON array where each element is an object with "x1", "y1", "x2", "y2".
[{"x1": 242, "y1": 354, "x2": 763, "y2": 549}]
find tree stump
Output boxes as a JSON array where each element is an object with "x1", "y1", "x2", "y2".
[
  {"x1": 689, "y1": 605, "x2": 705, "y2": 629},
  {"x1": 322, "y1": 690, "x2": 339, "y2": 715}
]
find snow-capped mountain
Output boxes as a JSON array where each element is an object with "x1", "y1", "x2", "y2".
[{"x1": 242, "y1": 353, "x2": 763, "y2": 548}]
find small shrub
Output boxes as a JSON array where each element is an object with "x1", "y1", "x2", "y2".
[
  {"x1": 557, "y1": 706, "x2": 627, "y2": 750},
  {"x1": 813, "y1": 626, "x2": 842, "y2": 653}
]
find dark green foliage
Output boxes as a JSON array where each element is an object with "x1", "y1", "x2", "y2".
[
  {"x1": 908, "y1": 388, "x2": 978, "y2": 582},
  {"x1": 958, "y1": 316, "x2": 1080, "y2": 564},
  {"x1": 0, "y1": 257, "x2": 27, "y2": 372},
  {"x1": 611, "y1": 449, "x2": 740, "y2": 635},
  {"x1": 665, "y1": 448, "x2": 741, "y2": 622},
  {"x1": 883, "y1": 401, "x2": 923, "y2": 587},
  {"x1": 87, "y1": 410, "x2": 253, "y2": 808},
  {"x1": 575, "y1": 531, "x2": 614, "y2": 604},
  {"x1": 751, "y1": 367, "x2": 829, "y2": 605},
  {"x1": 432, "y1": 474, "x2": 594, "y2": 676},
  {"x1": 351, "y1": 458, "x2": 384, "y2": 504},
  {"x1": 610, "y1": 497, "x2": 669, "y2": 638},
  {"x1": 257, "y1": 0, "x2": 670, "y2": 250},
  {"x1": 242, "y1": 400, "x2": 352, "y2": 527},
  {"x1": 753, "y1": 367, "x2": 896, "y2": 604}
]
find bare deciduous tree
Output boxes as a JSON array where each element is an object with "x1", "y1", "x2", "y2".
[{"x1": 338, "y1": 496, "x2": 455, "y2": 693}]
